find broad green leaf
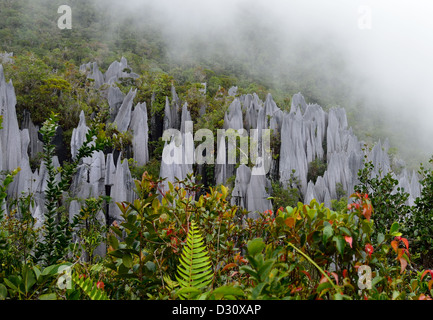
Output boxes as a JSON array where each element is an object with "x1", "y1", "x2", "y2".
[
  {"x1": 4, "y1": 278, "x2": 21, "y2": 293},
  {"x1": 0, "y1": 283, "x2": 7, "y2": 300},
  {"x1": 333, "y1": 236, "x2": 346, "y2": 255},
  {"x1": 39, "y1": 293, "x2": 57, "y2": 300},
  {"x1": 108, "y1": 249, "x2": 125, "y2": 259},
  {"x1": 306, "y1": 208, "x2": 317, "y2": 221},
  {"x1": 41, "y1": 264, "x2": 59, "y2": 276},
  {"x1": 251, "y1": 282, "x2": 266, "y2": 299},
  {"x1": 247, "y1": 238, "x2": 265, "y2": 257},
  {"x1": 145, "y1": 261, "x2": 156, "y2": 272},
  {"x1": 390, "y1": 222, "x2": 400, "y2": 235},
  {"x1": 377, "y1": 233, "x2": 385, "y2": 244},
  {"x1": 33, "y1": 266, "x2": 41, "y2": 281},
  {"x1": 275, "y1": 216, "x2": 285, "y2": 226},
  {"x1": 212, "y1": 285, "x2": 244, "y2": 298},
  {"x1": 339, "y1": 227, "x2": 352, "y2": 237},
  {"x1": 239, "y1": 266, "x2": 259, "y2": 281},
  {"x1": 108, "y1": 234, "x2": 119, "y2": 250},
  {"x1": 122, "y1": 253, "x2": 133, "y2": 268},
  {"x1": 317, "y1": 281, "x2": 333, "y2": 292},
  {"x1": 221, "y1": 185, "x2": 228, "y2": 198},
  {"x1": 258, "y1": 260, "x2": 275, "y2": 281},
  {"x1": 372, "y1": 276, "x2": 384, "y2": 288},
  {"x1": 23, "y1": 265, "x2": 36, "y2": 294},
  {"x1": 323, "y1": 225, "x2": 333, "y2": 244}
]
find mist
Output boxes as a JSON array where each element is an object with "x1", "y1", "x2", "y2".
[{"x1": 91, "y1": 0, "x2": 433, "y2": 165}]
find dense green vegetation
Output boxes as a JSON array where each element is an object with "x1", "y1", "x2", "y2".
[
  {"x1": 1, "y1": 0, "x2": 433, "y2": 301},
  {"x1": 2, "y1": 153, "x2": 433, "y2": 300}
]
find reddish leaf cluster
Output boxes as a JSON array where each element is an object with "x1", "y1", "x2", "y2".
[
  {"x1": 96, "y1": 281, "x2": 105, "y2": 290},
  {"x1": 348, "y1": 193, "x2": 373, "y2": 221},
  {"x1": 364, "y1": 243, "x2": 374, "y2": 258},
  {"x1": 391, "y1": 236, "x2": 410, "y2": 274}
]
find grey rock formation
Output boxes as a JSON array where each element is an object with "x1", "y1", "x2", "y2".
[
  {"x1": 9, "y1": 129, "x2": 34, "y2": 198},
  {"x1": 304, "y1": 180, "x2": 318, "y2": 205},
  {"x1": 71, "y1": 111, "x2": 89, "y2": 160},
  {"x1": 216, "y1": 98, "x2": 246, "y2": 185},
  {"x1": 104, "y1": 153, "x2": 117, "y2": 187},
  {"x1": 130, "y1": 102, "x2": 149, "y2": 167},
  {"x1": 104, "y1": 57, "x2": 139, "y2": 85},
  {"x1": 159, "y1": 131, "x2": 195, "y2": 193},
  {"x1": 69, "y1": 200, "x2": 81, "y2": 224},
  {"x1": 89, "y1": 151, "x2": 107, "y2": 197},
  {"x1": 0, "y1": 64, "x2": 22, "y2": 171},
  {"x1": 223, "y1": 98, "x2": 243, "y2": 130},
  {"x1": 280, "y1": 111, "x2": 308, "y2": 194},
  {"x1": 291, "y1": 92, "x2": 308, "y2": 114},
  {"x1": 244, "y1": 93, "x2": 263, "y2": 131},
  {"x1": 164, "y1": 86, "x2": 182, "y2": 131},
  {"x1": 79, "y1": 62, "x2": 105, "y2": 89},
  {"x1": 246, "y1": 165, "x2": 273, "y2": 219},
  {"x1": 160, "y1": 136, "x2": 184, "y2": 192},
  {"x1": 109, "y1": 156, "x2": 134, "y2": 222},
  {"x1": 231, "y1": 164, "x2": 252, "y2": 208},
  {"x1": 327, "y1": 107, "x2": 348, "y2": 157},
  {"x1": 1, "y1": 57, "x2": 425, "y2": 231},
  {"x1": 108, "y1": 86, "x2": 126, "y2": 121},
  {"x1": 21, "y1": 110, "x2": 43, "y2": 160},
  {"x1": 113, "y1": 89, "x2": 137, "y2": 132},
  {"x1": 228, "y1": 86, "x2": 238, "y2": 97}
]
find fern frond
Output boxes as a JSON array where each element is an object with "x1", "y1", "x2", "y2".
[
  {"x1": 175, "y1": 220, "x2": 213, "y2": 299},
  {"x1": 71, "y1": 272, "x2": 109, "y2": 300}
]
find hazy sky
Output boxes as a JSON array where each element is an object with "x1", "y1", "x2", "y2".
[{"x1": 101, "y1": 0, "x2": 433, "y2": 160}]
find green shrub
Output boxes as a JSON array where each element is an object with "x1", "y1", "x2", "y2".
[
  {"x1": 408, "y1": 157, "x2": 433, "y2": 268},
  {"x1": 355, "y1": 157, "x2": 410, "y2": 243}
]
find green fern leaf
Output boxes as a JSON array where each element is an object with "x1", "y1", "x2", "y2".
[
  {"x1": 175, "y1": 220, "x2": 213, "y2": 299},
  {"x1": 71, "y1": 273, "x2": 109, "y2": 300}
]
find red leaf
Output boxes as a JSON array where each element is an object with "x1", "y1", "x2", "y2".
[
  {"x1": 344, "y1": 236, "x2": 353, "y2": 248},
  {"x1": 96, "y1": 281, "x2": 105, "y2": 290},
  {"x1": 291, "y1": 287, "x2": 303, "y2": 294},
  {"x1": 230, "y1": 271, "x2": 239, "y2": 277},
  {"x1": 362, "y1": 203, "x2": 372, "y2": 221},
  {"x1": 222, "y1": 263, "x2": 237, "y2": 272},
  {"x1": 428, "y1": 280, "x2": 433, "y2": 291},
  {"x1": 391, "y1": 240, "x2": 399, "y2": 253},
  {"x1": 365, "y1": 244, "x2": 374, "y2": 258},
  {"x1": 421, "y1": 270, "x2": 430, "y2": 281},
  {"x1": 397, "y1": 248, "x2": 404, "y2": 260},
  {"x1": 331, "y1": 272, "x2": 339, "y2": 286},
  {"x1": 399, "y1": 257, "x2": 408, "y2": 274},
  {"x1": 343, "y1": 269, "x2": 348, "y2": 279},
  {"x1": 285, "y1": 217, "x2": 295, "y2": 228},
  {"x1": 401, "y1": 237, "x2": 409, "y2": 250},
  {"x1": 320, "y1": 276, "x2": 329, "y2": 284}
]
